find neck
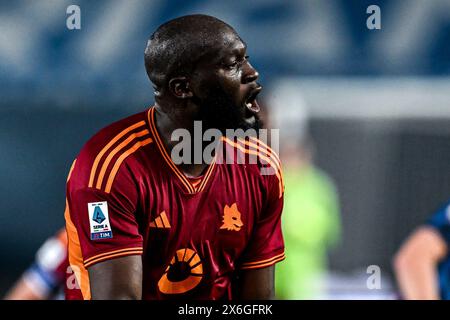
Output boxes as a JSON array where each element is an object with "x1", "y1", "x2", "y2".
[{"x1": 153, "y1": 102, "x2": 212, "y2": 177}]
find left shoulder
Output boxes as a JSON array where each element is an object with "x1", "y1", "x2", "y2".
[{"x1": 222, "y1": 136, "x2": 284, "y2": 198}]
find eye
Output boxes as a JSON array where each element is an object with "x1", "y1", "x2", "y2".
[{"x1": 225, "y1": 61, "x2": 238, "y2": 69}]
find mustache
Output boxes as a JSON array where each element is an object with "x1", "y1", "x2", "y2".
[{"x1": 194, "y1": 88, "x2": 262, "y2": 133}]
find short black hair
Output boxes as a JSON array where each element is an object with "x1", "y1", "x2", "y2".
[{"x1": 144, "y1": 14, "x2": 237, "y2": 88}]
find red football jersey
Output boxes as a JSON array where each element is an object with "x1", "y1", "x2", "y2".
[{"x1": 65, "y1": 106, "x2": 284, "y2": 300}]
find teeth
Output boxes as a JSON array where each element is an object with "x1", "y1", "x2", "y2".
[{"x1": 246, "y1": 102, "x2": 252, "y2": 108}]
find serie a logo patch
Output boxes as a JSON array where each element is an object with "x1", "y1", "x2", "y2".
[{"x1": 88, "y1": 201, "x2": 113, "y2": 240}]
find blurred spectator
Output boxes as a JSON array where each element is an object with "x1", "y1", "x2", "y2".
[
  {"x1": 394, "y1": 201, "x2": 450, "y2": 300},
  {"x1": 3, "y1": 229, "x2": 68, "y2": 300},
  {"x1": 265, "y1": 86, "x2": 341, "y2": 299}
]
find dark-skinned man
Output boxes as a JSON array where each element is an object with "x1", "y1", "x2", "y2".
[{"x1": 65, "y1": 14, "x2": 284, "y2": 300}]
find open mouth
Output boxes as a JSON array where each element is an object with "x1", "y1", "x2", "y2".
[{"x1": 244, "y1": 86, "x2": 262, "y2": 115}]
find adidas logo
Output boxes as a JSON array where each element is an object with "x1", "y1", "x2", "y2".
[{"x1": 149, "y1": 211, "x2": 171, "y2": 229}]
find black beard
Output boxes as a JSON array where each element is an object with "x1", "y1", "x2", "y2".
[{"x1": 193, "y1": 85, "x2": 262, "y2": 135}]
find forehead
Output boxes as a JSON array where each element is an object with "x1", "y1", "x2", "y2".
[
  {"x1": 220, "y1": 32, "x2": 246, "y2": 56},
  {"x1": 208, "y1": 30, "x2": 246, "y2": 61}
]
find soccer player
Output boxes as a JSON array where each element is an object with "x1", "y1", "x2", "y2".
[
  {"x1": 394, "y1": 201, "x2": 450, "y2": 299},
  {"x1": 4, "y1": 229, "x2": 68, "y2": 300},
  {"x1": 65, "y1": 14, "x2": 284, "y2": 300}
]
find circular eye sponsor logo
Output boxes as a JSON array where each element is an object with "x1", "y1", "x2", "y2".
[{"x1": 158, "y1": 248, "x2": 203, "y2": 294}]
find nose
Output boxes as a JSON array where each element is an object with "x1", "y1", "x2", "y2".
[{"x1": 242, "y1": 62, "x2": 259, "y2": 84}]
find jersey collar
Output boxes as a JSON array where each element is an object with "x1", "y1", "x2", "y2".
[{"x1": 147, "y1": 107, "x2": 217, "y2": 194}]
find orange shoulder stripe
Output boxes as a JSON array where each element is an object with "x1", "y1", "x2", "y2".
[
  {"x1": 104, "y1": 137, "x2": 153, "y2": 193},
  {"x1": 237, "y1": 138, "x2": 282, "y2": 172},
  {"x1": 222, "y1": 137, "x2": 281, "y2": 171},
  {"x1": 88, "y1": 121, "x2": 146, "y2": 188},
  {"x1": 238, "y1": 138, "x2": 284, "y2": 194},
  {"x1": 96, "y1": 129, "x2": 150, "y2": 190},
  {"x1": 249, "y1": 136, "x2": 281, "y2": 164},
  {"x1": 223, "y1": 137, "x2": 283, "y2": 198}
]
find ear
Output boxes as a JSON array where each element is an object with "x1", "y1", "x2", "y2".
[{"x1": 168, "y1": 77, "x2": 194, "y2": 99}]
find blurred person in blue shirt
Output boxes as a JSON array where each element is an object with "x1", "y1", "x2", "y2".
[
  {"x1": 394, "y1": 202, "x2": 450, "y2": 300},
  {"x1": 4, "y1": 229, "x2": 69, "y2": 300}
]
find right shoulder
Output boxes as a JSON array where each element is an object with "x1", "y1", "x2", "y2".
[
  {"x1": 68, "y1": 109, "x2": 151, "y2": 191},
  {"x1": 426, "y1": 201, "x2": 450, "y2": 230}
]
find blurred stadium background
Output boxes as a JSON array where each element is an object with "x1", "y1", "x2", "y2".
[{"x1": 1, "y1": 0, "x2": 450, "y2": 299}]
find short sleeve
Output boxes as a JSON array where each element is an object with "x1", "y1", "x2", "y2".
[
  {"x1": 67, "y1": 166, "x2": 143, "y2": 268},
  {"x1": 425, "y1": 201, "x2": 450, "y2": 245},
  {"x1": 239, "y1": 174, "x2": 285, "y2": 270}
]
